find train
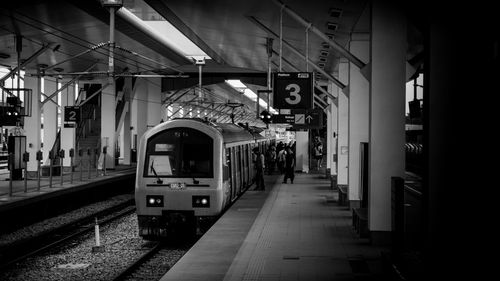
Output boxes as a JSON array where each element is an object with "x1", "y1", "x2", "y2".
[{"x1": 134, "y1": 118, "x2": 274, "y2": 239}]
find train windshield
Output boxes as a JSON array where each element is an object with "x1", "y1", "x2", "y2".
[{"x1": 144, "y1": 127, "x2": 213, "y2": 178}]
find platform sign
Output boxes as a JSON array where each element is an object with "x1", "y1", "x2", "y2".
[
  {"x1": 271, "y1": 108, "x2": 323, "y2": 129},
  {"x1": 271, "y1": 114, "x2": 295, "y2": 124},
  {"x1": 64, "y1": 106, "x2": 81, "y2": 123},
  {"x1": 273, "y1": 72, "x2": 313, "y2": 110},
  {"x1": 292, "y1": 109, "x2": 323, "y2": 129}
]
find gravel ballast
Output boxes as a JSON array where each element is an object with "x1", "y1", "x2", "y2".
[{"x1": 0, "y1": 213, "x2": 187, "y2": 281}]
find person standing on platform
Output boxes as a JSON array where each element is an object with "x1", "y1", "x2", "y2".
[
  {"x1": 314, "y1": 142, "x2": 323, "y2": 169},
  {"x1": 283, "y1": 146, "x2": 295, "y2": 184},
  {"x1": 266, "y1": 145, "x2": 276, "y2": 175},
  {"x1": 277, "y1": 141, "x2": 283, "y2": 155},
  {"x1": 253, "y1": 147, "x2": 265, "y2": 190},
  {"x1": 277, "y1": 146, "x2": 286, "y2": 174}
]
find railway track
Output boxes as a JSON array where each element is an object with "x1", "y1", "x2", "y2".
[
  {"x1": 0, "y1": 199, "x2": 135, "y2": 270},
  {"x1": 112, "y1": 239, "x2": 195, "y2": 281}
]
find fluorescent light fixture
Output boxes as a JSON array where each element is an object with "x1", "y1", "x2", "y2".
[
  {"x1": 226, "y1": 79, "x2": 246, "y2": 89},
  {"x1": 101, "y1": 0, "x2": 123, "y2": 8},
  {"x1": 243, "y1": 89, "x2": 257, "y2": 100},
  {"x1": 225, "y1": 80, "x2": 277, "y2": 113},
  {"x1": 122, "y1": 5, "x2": 209, "y2": 60},
  {"x1": 329, "y1": 8, "x2": 343, "y2": 18}
]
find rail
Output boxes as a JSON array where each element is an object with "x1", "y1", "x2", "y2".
[
  {"x1": 0, "y1": 200, "x2": 135, "y2": 270},
  {"x1": 110, "y1": 242, "x2": 163, "y2": 281}
]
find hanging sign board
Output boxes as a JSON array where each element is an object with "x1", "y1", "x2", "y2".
[
  {"x1": 273, "y1": 72, "x2": 313, "y2": 110},
  {"x1": 292, "y1": 108, "x2": 323, "y2": 129},
  {"x1": 270, "y1": 108, "x2": 323, "y2": 129},
  {"x1": 64, "y1": 106, "x2": 81, "y2": 123}
]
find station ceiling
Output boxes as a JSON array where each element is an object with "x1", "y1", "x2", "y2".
[{"x1": 0, "y1": 0, "x2": 423, "y2": 114}]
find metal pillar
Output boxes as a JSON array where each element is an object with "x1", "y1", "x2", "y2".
[
  {"x1": 88, "y1": 148, "x2": 92, "y2": 179},
  {"x1": 36, "y1": 151, "x2": 42, "y2": 191},
  {"x1": 23, "y1": 152, "x2": 29, "y2": 192},
  {"x1": 70, "y1": 149, "x2": 74, "y2": 184},
  {"x1": 8, "y1": 153, "x2": 13, "y2": 197},
  {"x1": 59, "y1": 149, "x2": 65, "y2": 186},
  {"x1": 48, "y1": 151, "x2": 53, "y2": 188}
]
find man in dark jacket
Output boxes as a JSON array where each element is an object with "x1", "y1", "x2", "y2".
[
  {"x1": 253, "y1": 147, "x2": 265, "y2": 190},
  {"x1": 283, "y1": 146, "x2": 295, "y2": 184}
]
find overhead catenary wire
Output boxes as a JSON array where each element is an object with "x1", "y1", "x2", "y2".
[
  {"x1": 0, "y1": 10, "x2": 165, "y2": 75},
  {"x1": 12, "y1": 10, "x2": 161, "y2": 72},
  {"x1": 0, "y1": 12, "x2": 259, "y2": 122}
]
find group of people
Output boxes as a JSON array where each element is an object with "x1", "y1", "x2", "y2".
[
  {"x1": 252, "y1": 137, "x2": 323, "y2": 190},
  {"x1": 252, "y1": 141, "x2": 296, "y2": 190}
]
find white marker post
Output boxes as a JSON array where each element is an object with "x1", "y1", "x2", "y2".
[{"x1": 92, "y1": 217, "x2": 105, "y2": 253}]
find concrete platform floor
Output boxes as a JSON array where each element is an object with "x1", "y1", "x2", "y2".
[{"x1": 161, "y1": 171, "x2": 389, "y2": 281}]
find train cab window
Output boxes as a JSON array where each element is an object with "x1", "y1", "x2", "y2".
[
  {"x1": 148, "y1": 155, "x2": 175, "y2": 176},
  {"x1": 145, "y1": 128, "x2": 213, "y2": 178}
]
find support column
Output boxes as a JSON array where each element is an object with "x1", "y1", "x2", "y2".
[
  {"x1": 101, "y1": 80, "x2": 116, "y2": 169},
  {"x1": 327, "y1": 82, "x2": 338, "y2": 177},
  {"x1": 368, "y1": 2, "x2": 406, "y2": 244},
  {"x1": 131, "y1": 78, "x2": 148, "y2": 145},
  {"x1": 42, "y1": 79, "x2": 58, "y2": 165},
  {"x1": 419, "y1": 4, "x2": 498, "y2": 278},
  {"x1": 295, "y1": 131, "x2": 309, "y2": 173},
  {"x1": 147, "y1": 78, "x2": 162, "y2": 127},
  {"x1": 326, "y1": 104, "x2": 332, "y2": 172},
  {"x1": 23, "y1": 76, "x2": 41, "y2": 173},
  {"x1": 348, "y1": 35, "x2": 370, "y2": 209},
  {"x1": 121, "y1": 77, "x2": 132, "y2": 165},
  {"x1": 337, "y1": 61, "x2": 349, "y2": 186},
  {"x1": 60, "y1": 82, "x2": 75, "y2": 167}
]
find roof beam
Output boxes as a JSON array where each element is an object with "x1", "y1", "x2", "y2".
[
  {"x1": 41, "y1": 62, "x2": 98, "y2": 105},
  {"x1": 248, "y1": 16, "x2": 346, "y2": 90},
  {"x1": 144, "y1": 0, "x2": 226, "y2": 64},
  {"x1": 0, "y1": 43, "x2": 55, "y2": 84},
  {"x1": 272, "y1": 0, "x2": 367, "y2": 70},
  {"x1": 163, "y1": 86, "x2": 195, "y2": 108}
]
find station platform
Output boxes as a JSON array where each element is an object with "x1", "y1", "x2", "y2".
[
  {"x1": 0, "y1": 164, "x2": 136, "y2": 213},
  {"x1": 161, "y1": 169, "x2": 389, "y2": 281}
]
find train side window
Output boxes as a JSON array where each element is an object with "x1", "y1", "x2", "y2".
[{"x1": 223, "y1": 148, "x2": 230, "y2": 181}]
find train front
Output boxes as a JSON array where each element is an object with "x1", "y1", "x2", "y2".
[{"x1": 135, "y1": 119, "x2": 226, "y2": 239}]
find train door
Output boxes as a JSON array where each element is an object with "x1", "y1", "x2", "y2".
[
  {"x1": 249, "y1": 144, "x2": 255, "y2": 181},
  {"x1": 240, "y1": 146, "x2": 245, "y2": 189},
  {"x1": 236, "y1": 146, "x2": 242, "y2": 195},
  {"x1": 247, "y1": 144, "x2": 251, "y2": 185},
  {"x1": 226, "y1": 147, "x2": 232, "y2": 194},
  {"x1": 239, "y1": 146, "x2": 244, "y2": 193},
  {"x1": 243, "y1": 145, "x2": 248, "y2": 187},
  {"x1": 230, "y1": 147, "x2": 237, "y2": 200}
]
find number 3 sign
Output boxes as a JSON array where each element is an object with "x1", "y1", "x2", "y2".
[
  {"x1": 273, "y1": 72, "x2": 313, "y2": 110},
  {"x1": 64, "y1": 106, "x2": 81, "y2": 123}
]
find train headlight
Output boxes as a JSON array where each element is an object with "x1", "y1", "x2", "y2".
[
  {"x1": 192, "y1": 196, "x2": 210, "y2": 208},
  {"x1": 146, "y1": 195, "x2": 164, "y2": 207}
]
